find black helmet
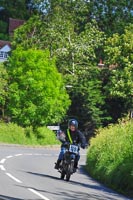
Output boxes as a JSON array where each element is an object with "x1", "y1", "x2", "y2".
[{"x1": 68, "y1": 119, "x2": 78, "y2": 129}]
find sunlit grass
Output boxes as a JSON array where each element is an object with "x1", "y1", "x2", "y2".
[
  {"x1": 0, "y1": 122, "x2": 59, "y2": 146},
  {"x1": 86, "y1": 119, "x2": 133, "y2": 197}
]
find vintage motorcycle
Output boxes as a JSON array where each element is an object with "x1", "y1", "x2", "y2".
[{"x1": 58, "y1": 142, "x2": 80, "y2": 181}]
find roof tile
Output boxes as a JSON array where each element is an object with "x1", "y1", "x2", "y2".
[
  {"x1": 0, "y1": 40, "x2": 11, "y2": 49},
  {"x1": 9, "y1": 18, "x2": 25, "y2": 34}
]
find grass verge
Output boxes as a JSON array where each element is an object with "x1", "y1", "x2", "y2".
[
  {"x1": 86, "y1": 119, "x2": 133, "y2": 198},
  {"x1": 0, "y1": 122, "x2": 60, "y2": 146}
]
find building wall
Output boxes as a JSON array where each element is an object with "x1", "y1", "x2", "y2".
[{"x1": 0, "y1": 44, "x2": 11, "y2": 62}]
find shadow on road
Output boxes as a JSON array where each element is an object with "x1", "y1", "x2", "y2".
[
  {"x1": 27, "y1": 170, "x2": 104, "y2": 191},
  {"x1": 27, "y1": 171, "x2": 60, "y2": 181},
  {"x1": 0, "y1": 195, "x2": 23, "y2": 200},
  {"x1": 25, "y1": 166, "x2": 130, "y2": 200}
]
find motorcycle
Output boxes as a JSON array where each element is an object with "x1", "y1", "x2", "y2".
[{"x1": 58, "y1": 142, "x2": 79, "y2": 181}]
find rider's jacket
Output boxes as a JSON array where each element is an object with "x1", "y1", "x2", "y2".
[{"x1": 61, "y1": 129, "x2": 86, "y2": 148}]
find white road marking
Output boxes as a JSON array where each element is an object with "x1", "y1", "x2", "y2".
[
  {"x1": 34, "y1": 153, "x2": 42, "y2": 156},
  {"x1": 6, "y1": 173, "x2": 22, "y2": 183},
  {"x1": 43, "y1": 154, "x2": 52, "y2": 156},
  {"x1": 0, "y1": 165, "x2": 6, "y2": 171},
  {"x1": 25, "y1": 153, "x2": 33, "y2": 156},
  {"x1": 0, "y1": 151, "x2": 86, "y2": 200},
  {"x1": 28, "y1": 188, "x2": 50, "y2": 200},
  {"x1": 6, "y1": 155, "x2": 13, "y2": 159},
  {"x1": 15, "y1": 154, "x2": 23, "y2": 157},
  {"x1": 0, "y1": 158, "x2": 6, "y2": 164}
]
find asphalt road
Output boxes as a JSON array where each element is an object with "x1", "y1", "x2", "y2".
[{"x1": 0, "y1": 144, "x2": 132, "y2": 200}]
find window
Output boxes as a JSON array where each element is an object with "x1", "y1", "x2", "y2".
[{"x1": 0, "y1": 51, "x2": 9, "y2": 59}]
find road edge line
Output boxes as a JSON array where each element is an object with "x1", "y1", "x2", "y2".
[
  {"x1": 28, "y1": 188, "x2": 50, "y2": 200},
  {"x1": 6, "y1": 173, "x2": 22, "y2": 183}
]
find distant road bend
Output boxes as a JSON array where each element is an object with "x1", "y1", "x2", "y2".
[{"x1": 0, "y1": 145, "x2": 131, "y2": 200}]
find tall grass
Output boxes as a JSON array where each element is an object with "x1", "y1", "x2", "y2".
[
  {"x1": 0, "y1": 122, "x2": 59, "y2": 145},
  {"x1": 86, "y1": 119, "x2": 133, "y2": 197}
]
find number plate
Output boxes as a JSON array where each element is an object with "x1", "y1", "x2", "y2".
[{"x1": 69, "y1": 145, "x2": 78, "y2": 154}]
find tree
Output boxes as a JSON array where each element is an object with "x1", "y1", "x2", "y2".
[
  {"x1": 24, "y1": 0, "x2": 133, "y2": 36},
  {"x1": 89, "y1": 0, "x2": 133, "y2": 35},
  {"x1": 0, "y1": 20, "x2": 9, "y2": 40},
  {"x1": 103, "y1": 24, "x2": 133, "y2": 122},
  {"x1": 13, "y1": 15, "x2": 105, "y2": 80},
  {"x1": 0, "y1": 63, "x2": 8, "y2": 119},
  {"x1": 14, "y1": 15, "x2": 104, "y2": 128},
  {"x1": 26, "y1": 0, "x2": 50, "y2": 14},
  {"x1": 66, "y1": 65, "x2": 105, "y2": 134},
  {"x1": 49, "y1": 0, "x2": 90, "y2": 33},
  {"x1": 0, "y1": 0, "x2": 32, "y2": 40},
  {"x1": 12, "y1": 9, "x2": 106, "y2": 132},
  {"x1": 6, "y1": 48, "x2": 70, "y2": 128},
  {"x1": 0, "y1": 0, "x2": 31, "y2": 21}
]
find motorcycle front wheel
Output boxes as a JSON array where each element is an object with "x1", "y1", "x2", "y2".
[
  {"x1": 66, "y1": 170, "x2": 71, "y2": 181},
  {"x1": 61, "y1": 170, "x2": 65, "y2": 180}
]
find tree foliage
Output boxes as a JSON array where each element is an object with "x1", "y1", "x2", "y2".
[
  {"x1": 0, "y1": 0, "x2": 32, "y2": 39},
  {"x1": 0, "y1": 0, "x2": 30, "y2": 21},
  {"x1": 12, "y1": 12, "x2": 106, "y2": 130},
  {"x1": 103, "y1": 24, "x2": 133, "y2": 121},
  {"x1": 2, "y1": 0, "x2": 133, "y2": 133},
  {"x1": 0, "y1": 63, "x2": 8, "y2": 118},
  {"x1": 49, "y1": 0, "x2": 133, "y2": 35},
  {"x1": 89, "y1": 0, "x2": 133, "y2": 35},
  {"x1": 0, "y1": 20, "x2": 9, "y2": 40},
  {"x1": 6, "y1": 48, "x2": 70, "y2": 128},
  {"x1": 67, "y1": 65, "x2": 105, "y2": 132}
]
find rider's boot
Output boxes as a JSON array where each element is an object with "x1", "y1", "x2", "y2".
[{"x1": 54, "y1": 159, "x2": 61, "y2": 169}]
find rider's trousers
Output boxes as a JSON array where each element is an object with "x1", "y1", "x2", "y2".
[{"x1": 58, "y1": 146, "x2": 80, "y2": 166}]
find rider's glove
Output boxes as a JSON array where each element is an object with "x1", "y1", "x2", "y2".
[{"x1": 63, "y1": 141, "x2": 69, "y2": 147}]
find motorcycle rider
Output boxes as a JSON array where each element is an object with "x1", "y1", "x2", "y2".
[{"x1": 55, "y1": 119, "x2": 86, "y2": 172}]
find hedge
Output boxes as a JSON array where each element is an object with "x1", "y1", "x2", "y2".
[{"x1": 86, "y1": 119, "x2": 133, "y2": 198}]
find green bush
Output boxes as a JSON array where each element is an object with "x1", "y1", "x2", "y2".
[
  {"x1": 35, "y1": 127, "x2": 60, "y2": 145},
  {"x1": 7, "y1": 48, "x2": 70, "y2": 128},
  {"x1": 86, "y1": 119, "x2": 133, "y2": 197},
  {"x1": 0, "y1": 122, "x2": 27, "y2": 144},
  {"x1": 0, "y1": 122, "x2": 59, "y2": 146}
]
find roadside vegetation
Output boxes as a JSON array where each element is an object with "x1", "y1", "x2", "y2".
[
  {"x1": 86, "y1": 119, "x2": 133, "y2": 198},
  {"x1": 0, "y1": 122, "x2": 59, "y2": 146},
  {"x1": 1, "y1": 1, "x2": 133, "y2": 134},
  {"x1": 0, "y1": 1, "x2": 133, "y2": 195}
]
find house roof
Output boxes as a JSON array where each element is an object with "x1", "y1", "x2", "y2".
[
  {"x1": 0, "y1": 40, "x2": 11, "y2": 49},
  {"x1": 9, "y1": 18, "x2": 25, "y2": 34}
]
